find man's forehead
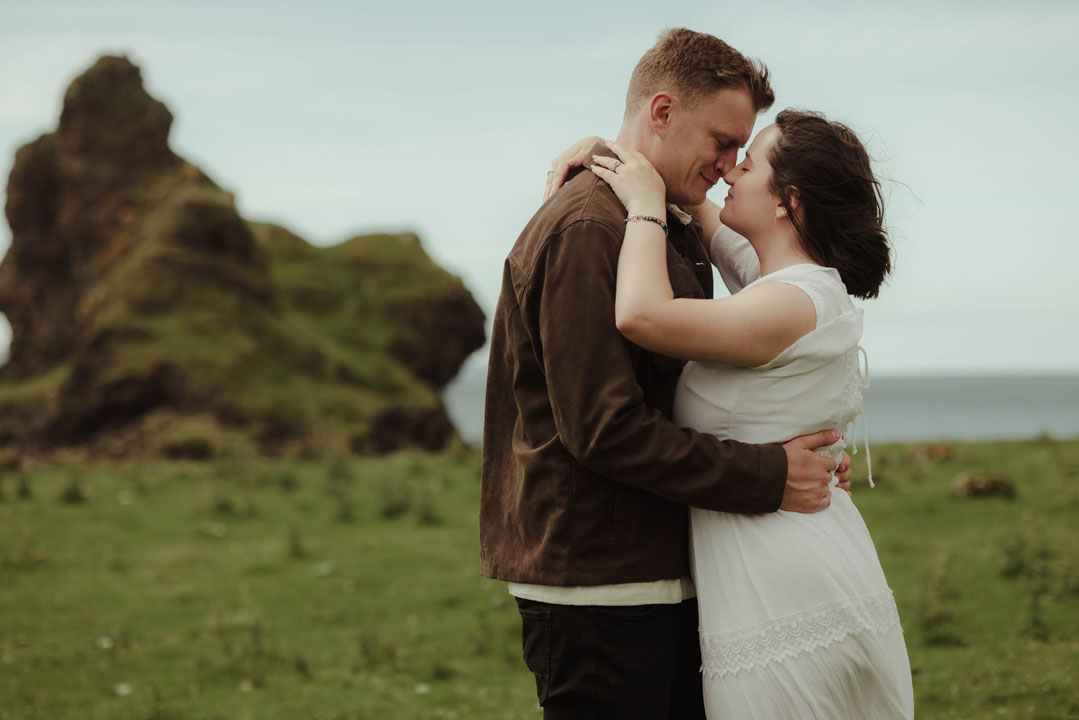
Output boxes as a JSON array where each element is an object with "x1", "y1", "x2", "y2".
[{"x1": 694, "y1": 88, "x2": 756, "y2": 142}]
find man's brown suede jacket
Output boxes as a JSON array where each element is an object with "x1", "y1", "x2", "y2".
[{"x1": 480, "y1": 149, "x2": 788, "y2": 587}]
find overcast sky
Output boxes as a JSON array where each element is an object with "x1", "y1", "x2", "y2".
[{"x1": 2, "y1": 0, "x2": 1077, "y2": 376}]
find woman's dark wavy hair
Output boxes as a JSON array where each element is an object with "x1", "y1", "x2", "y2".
[{"x1": 768, "y1": 109, "x2": 891, "y2": 299}]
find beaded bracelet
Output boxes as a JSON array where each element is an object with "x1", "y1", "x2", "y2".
[{"x1": 624, "y1": 214, "x2": 668, "y2": 236}]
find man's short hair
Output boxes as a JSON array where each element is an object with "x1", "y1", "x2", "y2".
[{"x1": 626, "y1": 28, "x2": 775, "y2": 117}]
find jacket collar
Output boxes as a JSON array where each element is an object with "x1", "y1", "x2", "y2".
[{"x1": 570, "y1": 141, "x2": 693, "y2": 225}]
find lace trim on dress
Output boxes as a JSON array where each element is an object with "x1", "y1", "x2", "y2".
[{"x1": 699, "y1": 589, "x2": 902, "y2": 678}]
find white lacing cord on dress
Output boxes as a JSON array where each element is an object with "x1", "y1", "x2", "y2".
[{"x1": 853, "y1": 345, "x2": 874, "y2": 488}]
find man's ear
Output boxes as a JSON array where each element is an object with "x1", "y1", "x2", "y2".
[{"x1": 647, "y1": 92, "x2": 676, "y2": 137}]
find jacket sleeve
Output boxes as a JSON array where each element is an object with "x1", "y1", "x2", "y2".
[
  {"x1": 710, "y1": 223, "x2": 761, "y2": 295},
  {"x1": 523, "y1": 219, "x2": 787, "y2": 514}
]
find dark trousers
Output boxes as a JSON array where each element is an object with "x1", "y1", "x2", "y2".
[{"x1": 515, "y1": 597, "x2": 706, "y2": 720}]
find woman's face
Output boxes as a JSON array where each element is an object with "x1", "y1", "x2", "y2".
[{"x1": 718, "y1": 124, "x2": 784, "y2": 239}]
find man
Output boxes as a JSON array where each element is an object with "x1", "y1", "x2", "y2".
[{"x1": 480, "y1": 29, "x2": 850, "y2": 719}]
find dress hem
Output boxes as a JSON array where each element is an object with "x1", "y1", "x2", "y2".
[{"x1": 700, "y1": 588, "x2": 903, "y2": 678}]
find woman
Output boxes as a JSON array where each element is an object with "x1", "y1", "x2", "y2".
[{"x1": 550, "y1": 110, "x2": 914, "y2": 718}]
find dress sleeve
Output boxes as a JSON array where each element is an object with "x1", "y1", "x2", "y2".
[
  {"x1": 754, "y1": 267, "x2": 851, "y2": 329},
  {"x1": 521, "y1": 220, "x2": 787, "y2": 514},
  {"x1": 710, "y1": 224, "x2": 761, "y2": 294}
]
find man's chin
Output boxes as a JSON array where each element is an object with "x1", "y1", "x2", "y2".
[{"x1": 677, "y1": 190, "x2": 708, "y2": 207}]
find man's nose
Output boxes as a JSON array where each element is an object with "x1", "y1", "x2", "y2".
[{"x1": 716, "y1": 149, "x2": 738, "y2": 176}]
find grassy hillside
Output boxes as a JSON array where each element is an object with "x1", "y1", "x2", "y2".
[
  {"x1": 0, "y1": 208, "x2": 480, "y2": 458},
  {"x1": 1, "y1": 438, "x2": 1076, "y2": 719},
  {"x1": 0, "y1": 53, "x2": 484, "y2": 459}
]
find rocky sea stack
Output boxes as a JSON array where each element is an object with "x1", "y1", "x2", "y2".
[{"x1": 0, "y1": 56, "x2": 485, "y2": 459}]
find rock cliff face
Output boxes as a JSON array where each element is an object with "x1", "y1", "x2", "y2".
[{"x1": 0, "y1": 56, "x2": 485, "y2": 458}]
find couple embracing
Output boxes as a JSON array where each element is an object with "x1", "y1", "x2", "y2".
[{"x1": 480, "y1": 28, "x2": 914, "y2": 719}]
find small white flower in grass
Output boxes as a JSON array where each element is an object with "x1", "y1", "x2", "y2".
[
  {"x1": 314, "y1": 561, "x2": 335, "y2": 577},
  {"x1": 114, "y1": 682, "x2": 133, "y2": 696},
  {"x1": 199, "y1": 522, "x2": 228, "y2": 538},
  {"x1": 96, "y1": 636, "x2": 114, "y2": 650},
  {"x1": 414, "y1": 683, "x2": 430, "y2": 695},
  {"x1": 117, "y1": 490, "x2": 134, "y2": 506}
]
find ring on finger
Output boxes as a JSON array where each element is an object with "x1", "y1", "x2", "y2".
[{"x1": 612, "y1": 159, "x2": 622, "y2": 169}]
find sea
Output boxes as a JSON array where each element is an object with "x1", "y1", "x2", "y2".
[{"x1": 443, "y1": 365, "x2": 1079, "y2": 445}]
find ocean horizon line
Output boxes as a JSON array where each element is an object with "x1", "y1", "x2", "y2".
[{"x1": 444, "y1": 370, "x2": 1079, "y2": 445}]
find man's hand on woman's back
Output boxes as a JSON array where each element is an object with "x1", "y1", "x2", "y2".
[{"x1": 780, "y1": 429, "x2": 852, "y2": 513}]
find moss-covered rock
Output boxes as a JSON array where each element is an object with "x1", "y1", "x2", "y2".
[{"x1": 0, "y1": 56, "x2": 484, "y2": 459}]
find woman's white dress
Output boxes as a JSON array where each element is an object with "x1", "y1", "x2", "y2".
[{"x1": 674, "y1": 231, "x2": 914, "y2": 719}]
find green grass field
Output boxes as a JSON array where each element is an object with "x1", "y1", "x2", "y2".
[{"x1": 1, "y1": 439, "x2": 1077, "y2": 719}]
